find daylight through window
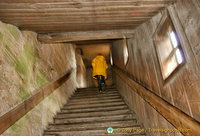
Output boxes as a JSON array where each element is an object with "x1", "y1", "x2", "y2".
[
  {"x1": 153, "y1": 14, "x2": 185, "y2": 80},
  {"x1": 123, "y1": 37, "x2": 129, "y2": 66}
]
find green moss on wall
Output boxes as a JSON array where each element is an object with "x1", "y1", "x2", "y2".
[
  {"x1": 10, "y1": 123, "x2": 21, "y2": 134},
  {"x1": 25, "y1": 114, "x2": 30, "y2": 120},
  {"x1": 18, "y1": 85, "x2": 30, "y2": 100},
  {"x1": 0, "y1": 32, "x2": 3, "y2": 40},
  {"x1": 2, "y1": 35, "x2": 50, "y2": 103},
  {"x1": 36, "y1": 69, "x2": 49, "y2": 88},
  {"x1": 5, "y1": 24, "x2": 20, "y2": 40}
]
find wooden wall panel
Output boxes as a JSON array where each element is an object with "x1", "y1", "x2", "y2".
[
  {"x1": 112, "y1": 0, "x2": 200, "y2": 133},
  {"x1": 124, "y1": 39, "x2": 134, "y2": 75},
  {"x1": 175, "y1": 0, "x2": 200, "y2": 68},
  {"x1": 112, "y1": 40, "x2": 124, "y2": 70}
]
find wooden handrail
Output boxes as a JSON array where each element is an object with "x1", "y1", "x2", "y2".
[
  {"x1": 113, "y1": 66, "x2": 200, "y2": 136},
  {"x1": 0, "y1": 68, "x2": 73, "y2": 135}
]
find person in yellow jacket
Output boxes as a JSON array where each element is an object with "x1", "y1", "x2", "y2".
[{"x1": 92, "y1": 54, "x2": 108, "y2": 92}]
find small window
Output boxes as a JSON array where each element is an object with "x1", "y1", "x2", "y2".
[
  {"x1": 123, "y1": 37, "x2": 129, "y2": 66},
  {"x1": 153, "y1": 12, "x2": 185, "y2": 80},
  {"x1": 110, "y1": 51, "x2": 113, "y2": 66}
]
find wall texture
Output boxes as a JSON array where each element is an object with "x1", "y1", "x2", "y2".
[
  {"x1": 112, "y1": 0, "x2": 200, "y2": 136},
  {"x1": 0, "y1": 21, "x2": 77, "y2": 136},
  {"x1": 75, "y1": 49, "x2": 87, "y2": 88}
]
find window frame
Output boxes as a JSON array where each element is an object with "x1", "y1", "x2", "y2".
[
  {"x1": 123, "y1": 37, "x2": 129, "y2": 67},
  {"x1": 153, "y1": 10, "x2": 186, "y2": 83}
]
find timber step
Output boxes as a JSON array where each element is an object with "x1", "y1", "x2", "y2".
[
  {"x1": 48, "y1": 120, "x2": 138, "y2": 130},
  {"x1": 74, "y1": 91, "x2": 119, "y2": 97},
  {"x1": 67, "y1": 98, "x2": 123, "y2": 105},
  {"x1": 43, "y1": 87, "x2": 145, "y2": 136},
  {"x1": 71, "y1": 93, "x2": 121, "y2": 99},
  {"x1": 69, "y1": 95, "x2": 121, "y2": 101},
  {"x1": 62, "y1": 101, "x2": 126, "y2": 110},
  {"x1": 56, "y1": 109, "x2": 131, "y2": 118},
  {"x1": 61, "y1": 105, "x2": 128, "y2": 113}
]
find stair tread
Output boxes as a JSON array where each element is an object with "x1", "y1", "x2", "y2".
[
  {"x1": 57, "y1": 109, "x2": 131, "y2": 118},
  {"x1": 44, "y1": 134, "x2": 145, "y2": 136},
  {"x1": 61, "y1": 105, "x2": 128, "y2": 113},
  {"x1": 72, "y1": 94, "x2": 120, "y2": 99},
  {"x1": 69, "y1": 96, "x2": 121, "y2": 102},
  {"x1": 43, "y1": 87, "x2": 145, "y2": 136},
  {"x1": 54, "y1": 114, "x2": 135, "y2": 124},
  {"x1": 56, "y1": 112, "x2": 132, "y2": 119},
  {"x1": 74, "y1": 92, "x2": 119, "y2": 97},
  {"x1": 63, "y1": 101, "x2": 125, "y2": 110},
  {"x1": 77, "y1": 87, "x2": 116, "y2": 91},
  {"x1": 51, "y1": 118, "x2": 137, "y2": 125},
  {"x1": 67, "y1": 98, "x2": 123, "y2": 105},
  {"x1": 48, "y1": 120, "x2": 138, "y2": 130},
  {"x1": 70, "y1": 95, "x2": 121, "y2": 100},
  {"x1": 47, "y1": 125, "x2": 141, "y2": 132},
  {"x1": 44, "y1": 127, "x2": 146, "y2": 135}
]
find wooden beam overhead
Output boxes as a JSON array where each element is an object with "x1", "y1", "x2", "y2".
[
  {"x1": 0, "y1": 0, "x2": 174, "y2": 4},
  {"x1": 23, "y1": 26, "x2": 137, "y2": 33},
  {"x1": 0, "y1": 0, "x2": 174, "y2": 33},
  {"x1": 37, "y1": 29, "x2": 135, "y2": 43},
  {"x1": 0, "y1": 1, "x2": 173, "y2": 9},
  {"x1": 0, "y1": 7, "x2": 164, "y2": 14},
  {"x1": 0, "y1": 12, "x2": 157, "y2": 17},
  {"x1": 7, "y1": 20, "x2": 146, "y2": 25}
]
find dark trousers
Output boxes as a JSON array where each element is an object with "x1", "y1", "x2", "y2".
[{"x1": 94, "y1": 75, "x2": 105, "y2": 91}]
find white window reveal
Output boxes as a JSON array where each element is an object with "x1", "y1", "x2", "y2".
[
  {"x1": 153, "y1": 12, "x2": 185, "y2": 81},
  {"x1": 123, "y1": 37, "x2": 129, "y2": 66}
]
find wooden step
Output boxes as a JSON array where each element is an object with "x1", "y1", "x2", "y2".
[
  {"x1": 57, "y1": 109, "x2": 131, "y2": 119},
  {"x1": 46, "y1": 125, "x2": 141, "y2": 132},
  {"x1": 74, "y1": 91, "x2": 119, "y2": 96},
  {"x1": 75, "y1": 90, "x2": 118, "y2": 95},
  {"x1": 77, "y1": 86, "x2": 116, "y2": 91},
  {"x1": 47, "y1": 120, "x2": 138, "y2": 131},
  {"x1": 43, "y1": 86, "x2": 145, "y2": 136},
  {"x1": 68, "y1": 97, "x2": 123, "y2": 104},
  {"x1": 63, "y1": 101, "x2": 125, "y2": 110},
  {"x1": 67, "y1": 98, "x2": 123, "y2": 105},
  {"x1": 44, "y1": 133, "x2": 145, "y2": 136},
  {"x1": 54, "y1": 114, "x2": 134, "y2": 124},
  {"x1": 72, "y1": 93, "x2": 120, "y2": 99},
  {"x1": 61, "y1": 105, "x2": 128, "y2": 113},
  {"x1": 44, "y1": 127, "x2": 145, "y2": 136},
  {"x1": 44, "y1": 134, "x2": 145, "y2": 136},
  {"x1": 70, "y1": 95, "x2": 121, "y2": 101}
]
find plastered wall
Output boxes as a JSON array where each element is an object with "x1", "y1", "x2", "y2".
[{"x1": 0, "y1": 21, "x2": 77, "y2": 136}]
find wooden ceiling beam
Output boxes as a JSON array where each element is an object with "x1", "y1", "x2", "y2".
[
  {"x1": 0, "y1": 12, "x2": 157, "y2": 17},
  {"x1": 4, "y1": 19, "x2": 147, "y2": 25},
  {"x1": 0, "y1": 1, "x2": 172, "y2": 9},
  {"x1": 23, "y1": 26, "x2": 137, "y2": 33},
  {"x1": 21, "y1": 24, "x2": 138, "y2": 29},
  {"x1": 20, "y1": 25, "x2": 138, "y2": 32},
  {"x1": 37, "y1": 29, "x2": 135, "y2": 43},
  {"x1": 0, "y1": 16, "x2": 152, "y2": 20},
  {"x1": 0, "y1": 6, "x2": 164, "y2": 14},
  {"x1": 0, "y1": 0, "x2": 174, "y2": 4},
  {"x1": 75, "y1": 39, "x2": 113, "y2": 46}
]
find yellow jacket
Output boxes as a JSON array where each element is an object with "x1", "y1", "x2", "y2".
[{"x1": 92, "y1": 55, "x2": 108, "y2": 79}]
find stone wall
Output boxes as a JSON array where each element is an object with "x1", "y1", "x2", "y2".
[
  {"x1": 0, "y1": 21, "x2": 77, "y2": 136},
  {"x1": 112, "y1": 0, "x2": 200, "y2": 136}
]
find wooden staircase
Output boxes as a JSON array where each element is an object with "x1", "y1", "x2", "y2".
[{"x1": 43, "y1": 86, "x2": 146, "y2": 136}]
